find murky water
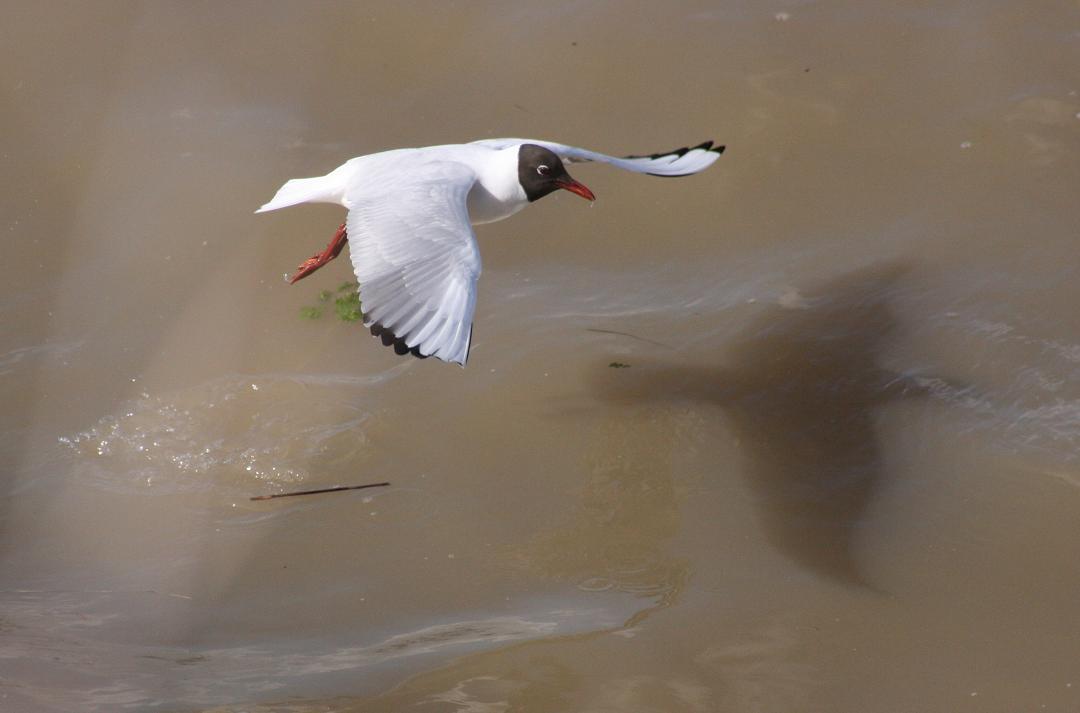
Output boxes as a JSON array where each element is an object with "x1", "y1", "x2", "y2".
[{"x1": 3, "y1": 2, "x2": 1080, "y2": 711}]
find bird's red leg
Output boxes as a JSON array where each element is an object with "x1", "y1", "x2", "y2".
[{"x1": 289, "y1": 223, "x2": 348, "y2": 284}]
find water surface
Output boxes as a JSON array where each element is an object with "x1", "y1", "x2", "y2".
[{"x1": 3, "y1": 2, "x2": 1080, "y2": 711}]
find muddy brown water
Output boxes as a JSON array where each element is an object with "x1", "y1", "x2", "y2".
[{"x1": 3, "y1": 2, "x2": 1080, "y2": 711}]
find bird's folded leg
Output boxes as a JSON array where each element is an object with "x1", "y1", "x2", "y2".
[{"x1": 289, "y1": 223, "x2": 348, "y2": 284}]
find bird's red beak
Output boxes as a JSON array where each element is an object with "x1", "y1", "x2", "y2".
[{"x1": 554, "y1": 177, "x2": 596, "y2": 202}]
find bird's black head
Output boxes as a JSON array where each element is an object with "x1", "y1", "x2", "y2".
[{"x1": 517, "y1": 144, "x2": 596, "y2": 203}]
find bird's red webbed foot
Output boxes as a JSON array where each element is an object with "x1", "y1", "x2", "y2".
[{"x1": 289, "y1": 223, "x2": 349, "y2": 284}]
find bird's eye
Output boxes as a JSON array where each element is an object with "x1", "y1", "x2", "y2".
[{"x1": 536, "y1": 165, "x2": 550, "y2": 176}]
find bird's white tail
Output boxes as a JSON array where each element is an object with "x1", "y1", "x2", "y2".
[{"x1": 255, "y1": 164, "x2": 351, "y2": 213}]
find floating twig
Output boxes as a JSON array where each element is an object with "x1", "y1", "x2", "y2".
[
  {"x1": 250, "y1": 482, "x2": 390, "y2": 501},
  {"x1": 586, "y1": 327, "x2": 673, "y2": 349}
]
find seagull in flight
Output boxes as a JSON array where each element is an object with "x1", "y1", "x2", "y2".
[{"x1": 256, "y1": 138, "x2": 725, "y2": 365}]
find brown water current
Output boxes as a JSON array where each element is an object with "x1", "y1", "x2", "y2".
[{"x1": 3, "y1": 2, "x2": 1080, "y2": 711}]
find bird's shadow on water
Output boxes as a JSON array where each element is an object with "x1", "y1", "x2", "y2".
[{"x1": 592, "y1": 260, "x2": 931, "y2": 589}]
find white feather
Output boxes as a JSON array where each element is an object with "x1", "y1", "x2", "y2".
[{"x1": 343, "y1": 154, "x2": 482, "y2": 366}]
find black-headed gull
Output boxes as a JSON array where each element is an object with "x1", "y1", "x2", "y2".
[{"x1": 257, "y1": 138, "x2": 725, "y2": 365}]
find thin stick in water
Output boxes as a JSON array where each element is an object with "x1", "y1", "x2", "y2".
[
  {"x1": 250, "y1": 482, "x2": 390, "y2": 501},
  {"x1": 585, "y1": 327, "x2": 673, "y2": 349}
]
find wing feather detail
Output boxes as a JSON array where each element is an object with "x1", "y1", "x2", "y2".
[{"x1": 345, "y1": 159, "x2": 482, "y2": 365}]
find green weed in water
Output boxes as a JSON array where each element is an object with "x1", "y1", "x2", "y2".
[
  {"x1": 299, "y1": 281, "x2": 363, "y2": 322},
  {"x1": 334, "y1": 289, "x2": 363, "y2": 322}
]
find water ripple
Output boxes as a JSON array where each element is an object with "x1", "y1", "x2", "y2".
[{"x1": 58, "y1": 373, "x2": 384, "y2": 496}]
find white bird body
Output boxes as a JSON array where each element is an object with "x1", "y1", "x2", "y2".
[
  {"x1": 258, "y1": 144, "x2": 529, "y2": 223},
  {"x1": 257, "y1": 138, "x2": 724, "y2": 365}
]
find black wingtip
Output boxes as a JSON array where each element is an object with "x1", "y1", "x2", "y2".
[
  {"x1": 369, "y1": 322, "x2": 427, "y2": 359},
  {"x1": 624, "y1": 140, "x2": 726, "y2": 161},
  {"x1": 694, "y1": 140, "x2": 726, "y2": 154}
]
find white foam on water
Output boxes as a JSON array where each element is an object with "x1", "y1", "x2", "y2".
[{"x1": 58, "y1": 372, "x2": 397, "y2": 497}]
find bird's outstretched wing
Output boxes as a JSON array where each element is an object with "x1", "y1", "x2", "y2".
[
  {"x1": 470, "y1": 138, "x2": 725, "y2": 177},
  {"x1": 345, "y1": 158, "x2": 481, "y2": 365}
]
